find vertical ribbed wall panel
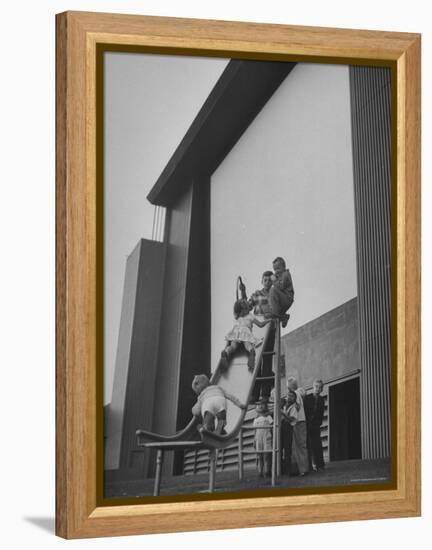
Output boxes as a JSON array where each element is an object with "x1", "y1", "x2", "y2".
[{"x1": 350, "y1": 66, "x2": 391, "y2": 459}]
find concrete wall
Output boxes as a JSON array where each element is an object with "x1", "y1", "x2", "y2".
[
  {"x1": 281, "y1": 298, "x2": 360, "y2": 390},
  {"x1": 105, "y1": 241, "x2": 141, "y2": 471},
  {"x1": 176, "y1": 178, "x2": 211, "y2": 436},
  {"x1": 150, "y1": 178, "x2": 212, "y2": 476},
  {"x1": 152, "y1": 186, "x2": 192, "y2": 443},
  {"x1": 105, "y1": 179, "x2": 212, "y2": 478},
  {"x1": 104, "y1": 239, "x2": 165, "y2": 475},
  {"x1": 210, "y1": 63, "x2": 357, "y2": 369}
]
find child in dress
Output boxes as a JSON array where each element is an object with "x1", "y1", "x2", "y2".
[
  {"x1": 253, "y1": 400, "x2": 273, "y2": 478},
  {"x1": 221, "y1": 299, "x2": 271, "y2": 371},
  {"x1": 191, "y1": 374, "x2": 246, "y2": 434}
]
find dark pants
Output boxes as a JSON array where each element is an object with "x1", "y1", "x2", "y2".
[
  {"x1": 307, "y1": 424, "x2": 325, "y2": 470},
  {"x1": 269, "y1": 286, "x2": 293, "y2": 317},
  {"x1": 281, "y1": 420, "x2": 294, "y2": 475}
]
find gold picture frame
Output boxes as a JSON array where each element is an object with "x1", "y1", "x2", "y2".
[{"x1": 56, "y1": 11, "x2": 421, "y2": 539}]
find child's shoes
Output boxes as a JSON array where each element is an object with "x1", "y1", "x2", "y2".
[
  {"x1": 248, "y1": 352, "x2": 255, "y2": 371},
  {"x1": 220, "y1": 350, "x2": 229, "y2": 371},
  {"x1": 281, "y1": 313, "x2": 290, "y2": 328}
]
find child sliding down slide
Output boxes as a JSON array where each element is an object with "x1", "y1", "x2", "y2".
[{"x1": 191, "y1": 374, "x2": 246, "y2": 435}]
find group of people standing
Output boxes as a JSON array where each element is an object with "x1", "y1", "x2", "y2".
[
  {"x1": 281, "y1": 377, "x2": 325, "y2": 476},
  {"x1": 252, "y1": 378, "x2": 325, "y2": 479}
]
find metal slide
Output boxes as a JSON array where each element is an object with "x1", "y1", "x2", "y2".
[{"x1": 136, "y1": 321, "x2": 277, "y2": 495}]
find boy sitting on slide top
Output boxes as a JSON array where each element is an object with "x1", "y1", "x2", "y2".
[{"x1": 267, "y1": 256, "x2": 294, "y2": 328}]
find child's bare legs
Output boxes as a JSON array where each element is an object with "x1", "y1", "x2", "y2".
[
  {"x1": 225, "y1": 341, "x2": 239, "y2": 356},
  {"x1": 264, "y1": 452, "x2": 272, "y2": 477},
  {"x1": 202, "y1": 411, "x2": 226, "y2": 434},
  {"x1": 221, "y1": 341, "x2": 239, "y2": 370},
  {"x1": 244, "y1": 342, "x2": 256, "y2": 371},
  {"x1": 202, "y1": 412, "x2": 216, "y2": 432},
  {"x1": 215, "y1": 410, "x2": 227, "y2": 435},
  {"x1": 222, "y1": 341, "x2": 255, "y2": 371},
  {"x1": 256, "y1": 454, "x2": 264, "y2": 477}
]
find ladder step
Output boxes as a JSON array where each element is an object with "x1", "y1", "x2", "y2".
[
  {"x1": 262, "y1": 351, "x2": 275, "y2": 356},
  {"x1": 256, "y1": 375, "x2": 275, "y2": 381}
]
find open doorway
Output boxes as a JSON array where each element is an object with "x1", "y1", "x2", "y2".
[{"x1": 329, "y1": 377, "x2": 361, "y2": 461}]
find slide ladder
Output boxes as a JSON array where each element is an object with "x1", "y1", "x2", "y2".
[{"x1": 237, "y1": 320, "x2": 282, "y2": 487}]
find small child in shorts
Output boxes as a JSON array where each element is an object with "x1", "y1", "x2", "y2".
[{"x1": 191, "y1": 374, "x2": 246, "y2": 434}]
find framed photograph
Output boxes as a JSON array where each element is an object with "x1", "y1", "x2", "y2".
[{"x1": 56, "y1": 11, "x2": 421, "y2": 539}]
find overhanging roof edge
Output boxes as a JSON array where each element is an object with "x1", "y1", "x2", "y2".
[{"x1": 147, "y1": 59, "x2": 296, "y2": 207}]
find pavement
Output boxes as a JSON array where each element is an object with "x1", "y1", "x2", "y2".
[{"x1": 105, "y1": 458, "x2": 391, "y2": 499}]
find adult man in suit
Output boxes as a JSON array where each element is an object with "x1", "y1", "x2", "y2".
[{"x1": 304, "y1": 379, "x2": 325, "y2": 471}]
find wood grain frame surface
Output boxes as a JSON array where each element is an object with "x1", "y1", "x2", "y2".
[{"x1": 55, "y1": 11, "x2": 421, "y2": 539}]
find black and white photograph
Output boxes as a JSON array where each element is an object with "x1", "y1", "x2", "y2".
[
  {"x1": 102, "y1": 51, "x2": 392, "y2": 500},
  {"x1": 2, "y1": 0, "x2": 429, "y2": 544}
]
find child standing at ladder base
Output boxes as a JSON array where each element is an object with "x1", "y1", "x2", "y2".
[{"x1": 253, "y1": 400, "x2": 273, "y2": 478}]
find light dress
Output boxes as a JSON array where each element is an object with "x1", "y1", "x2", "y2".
[
  {"x1": 253, "y1": 414, "x2": 273, "y2": 452},
  {"x1": 225, "y1": 313, "x2": 260, "y2": 346}
]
